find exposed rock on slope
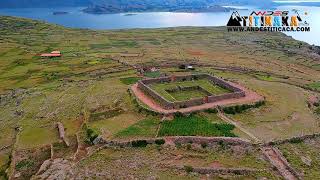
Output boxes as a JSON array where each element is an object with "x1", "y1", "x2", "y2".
[{"x1": 32, "y1": 159, "x2": 73, "y2": 180}]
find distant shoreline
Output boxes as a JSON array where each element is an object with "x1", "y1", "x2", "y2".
[{"x1": 82, "y1": 5, "x2": 234, "y2": 14}]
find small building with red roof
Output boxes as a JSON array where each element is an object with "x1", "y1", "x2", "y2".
[{"x1": 40, "y1": 50, "x2": 61, "y2": 58}]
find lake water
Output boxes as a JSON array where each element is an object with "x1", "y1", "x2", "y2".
[{"x1": 0, "y1": 5, "x2": 319, "y2": 45}]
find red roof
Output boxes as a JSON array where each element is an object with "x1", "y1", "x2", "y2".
[{"x1": 40, "y1": 53, "x2": 61, "y2": 57}]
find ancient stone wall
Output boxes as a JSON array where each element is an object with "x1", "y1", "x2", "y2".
[
  {"x1": 98, "y1": 136, "x2": 252, "y2": 147},
  {"x1": 137, "y1": 81, "x2": 174, "y2": 109},
  {"x1": 138, "y1": 74, "x2": 245, "y2": 110},
  {"x1": 207, "y1": 91, "x2": 245, "y2": 103},
  {"x1": 169, "y1": 136, "x2": 252, "y2": 147},
  {"x1": 141, "y1": 76, "x2": 171, "y2": 85},
  {"x1": 166, "y1": 86, "x2": 211, "y2": 96},
  {"x1": 173, "y1": 98, "x2": 205, "y2": 109},
  {"x1": 265, "y1": 133, "x2": 320, "y2": 146},
  {"x1": 206, "y1": 75, "x2": 242, "y2": 92},
  {"x1": 173, "y1": 165, "x2": 261, "y2": 175}
]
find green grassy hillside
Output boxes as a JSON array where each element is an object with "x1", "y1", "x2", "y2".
[{"x1": 0, "y1": 15, "x2": 320, "y2": 179}]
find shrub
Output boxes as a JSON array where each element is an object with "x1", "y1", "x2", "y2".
[
  {"x1": 173, "y1": 111, "x2": 185, "y2": 118},
  {"x1": 235, "y1": 105, "x2": 241, "y2": 113},
  {"x1": 180, "y1": 105, "x2": 187, "y2": 108},
  {"x1": 268, "y1": 141, "x2": 276, "y2": 146},
  {"x1": 85, "y1": 126, "x2": 99, "y2": 144},
  {"x1": 132, "y1": 140, "x2": 148, "y2": 147},
  {"x1": 315, "y1": 107, "x2": 320, "y2": 115},
  {"x1": 223, "y1": 106, "x2": 235, "y2": 114},
  {"x1": 184, "y1": 165, "x2": 193, "y2": 173},
  {"x1": 205, "y1": 108, "x2": 218, "y2": 114},
  {"x1": 179, "y1": 65, "x2": 186, "y2": 69},
  {"x1": 186, "y1": 143, "x2": 192, "y2": 150},
  {"x1": 16, "y1": 159, "x2": 34, "y2": 170},
  {"x1": 223, "y1": 101, "x2": 265, "y2": 114},
  {"x1": 255, "y1": 101, "x2": 265, "y2": 107},
  {"x1": 155, "y1": 139, "x2": 165, "y2": 145},
  {"x1": 218, "y1": 140, "x2": 226, "y2": 150},
  {"x1": 201, "y1": 142, "x2": 208, "y2": 148},
  {"x1": 0, "y1": 169, "x2": 6, "y2": 179},
  {"x1": 289, "y1": 138, "x2": 303, "y2": 144}
]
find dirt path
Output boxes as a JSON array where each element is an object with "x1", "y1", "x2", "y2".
[
  {"x1": 262, "y1": 146, "x2": 300, "y2": 180},
  {"x1": 217, "y1": 111, "x2": 261, "y2": 143},
  {"x1": 131, "y1": 81, "x2": 264, "y2": 115}
]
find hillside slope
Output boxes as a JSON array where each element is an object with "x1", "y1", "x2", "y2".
[{"x1": 0, "y1": 16, "x2": 320, "y2": 179}]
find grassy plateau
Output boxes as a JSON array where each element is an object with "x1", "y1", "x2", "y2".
[{"x1": 0, "y1": 15, "x2": 320, "y2": 179}]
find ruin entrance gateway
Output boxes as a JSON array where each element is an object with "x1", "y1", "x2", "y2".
[{"x1": 136, "y1": 74, "x2": 246, "y2": 110}]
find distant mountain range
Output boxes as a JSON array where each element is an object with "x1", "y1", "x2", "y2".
[
  {"x1": 83, "y1": 0, "x2": 240, "y2": 14},
  {"x1": 0, "y1": 0, "x2": 275, "y2": 13},
  {"x1": 0, "y1": 0, "x2": 91, "y2": 8},
  {"x1": 0, "y1": 0, "x2": 273, "y2": 8}
]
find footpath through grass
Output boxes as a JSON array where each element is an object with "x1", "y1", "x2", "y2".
[{"x1": 158, "y1": 114, "x2": 236, "y2": 137}]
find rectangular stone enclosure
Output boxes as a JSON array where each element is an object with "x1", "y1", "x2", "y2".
[{"x1": 137, "y1": 74, "x2": 245, "y2": 110}]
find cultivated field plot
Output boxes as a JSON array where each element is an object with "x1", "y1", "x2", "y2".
[
  {"x1": 158, "y1": 114, "x2": 236, "y2": 137},
  {"x1": 150, "y1": 79, "x2": 231, "y2": 102}
]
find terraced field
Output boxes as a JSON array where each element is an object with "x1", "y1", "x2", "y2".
[{"x1": 0, "y1": 15, "x2": 320, "y2": 179}]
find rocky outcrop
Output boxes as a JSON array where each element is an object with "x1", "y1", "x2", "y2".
[
  {"x1": 32, "y1": 158, "x2": 73, "y2": 180},
  {"x1": 0, "y1": 88, "x2": 28, "y2": 106},
  {"x1": 56, "y1": 122, "x2": 69, "y2": 147}
]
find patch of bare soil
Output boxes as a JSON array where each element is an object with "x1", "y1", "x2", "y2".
[
  {"x1": 32, "y1": 158, "x2": 73, "y2": 180},
  {"x1": 209, "y1": 161, "x2": 222, "y2": 168},
  {"x1": 187, "y1": 49, "x2": 205, "y2": 56}
]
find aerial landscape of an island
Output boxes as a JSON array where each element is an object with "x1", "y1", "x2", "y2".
[{"x1": 0, "y1": 0, "x2": 320, "y2": 180}]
